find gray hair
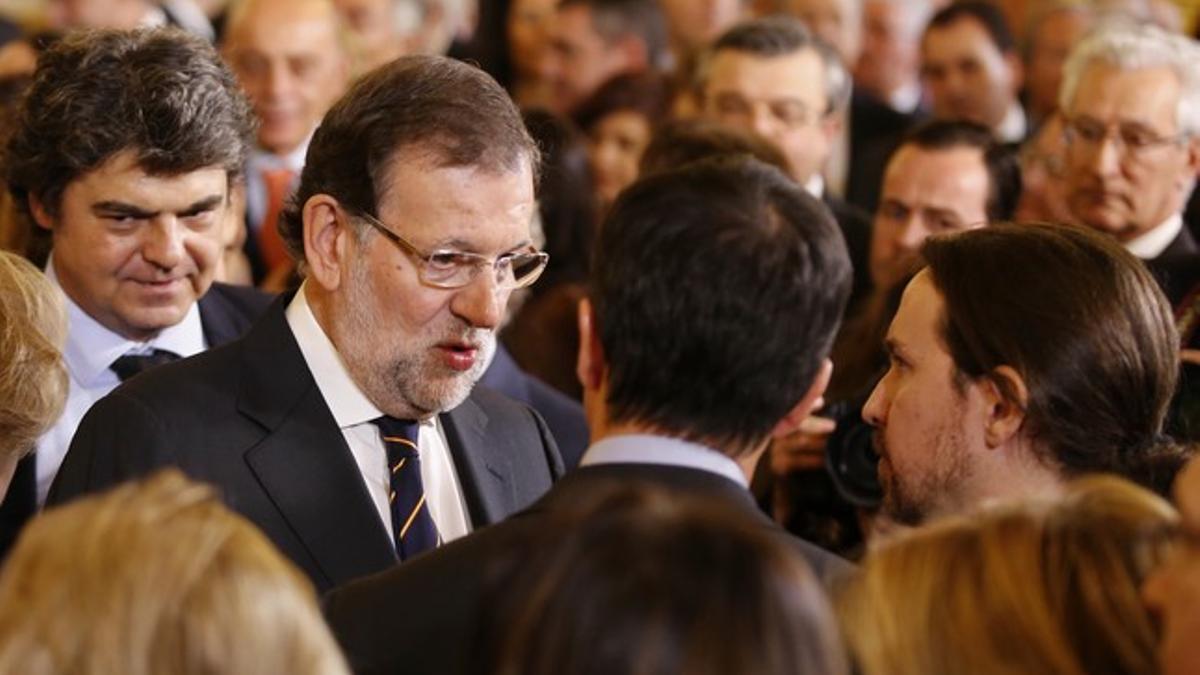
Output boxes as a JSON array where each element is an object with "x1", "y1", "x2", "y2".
[{"x1": 1059, "y1": 21, "x2": 1200, "y2": 136}]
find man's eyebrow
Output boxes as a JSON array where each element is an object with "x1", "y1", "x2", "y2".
[
  {"x1": 91, "y1": 194, "x2": 225, "y2": 219},
  {"x1": 431, "y1": 238, "x2": 534, "y2": 255},
  {"x1": 883, "y1": 337, "x2": 911, "y2": 362},
  {"x1": 179, "y1": 195, "x2": 225, "y2": 215},
  {"x1": 92, "y1": 201, "x2": 156, "y2": 219}
]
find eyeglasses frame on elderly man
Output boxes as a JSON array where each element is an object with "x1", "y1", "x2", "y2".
[
  {"x1": 348, "y1": 207, "x2": 549, "y2": 291},
  {"x1": 1063, "y1": 115, "x2": 1192, "y2": 164}
]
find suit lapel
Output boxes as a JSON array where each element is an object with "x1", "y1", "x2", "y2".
[
  {"x1": 198, "y1": 284, "x2": 242, "y2": 347},
  {"x1": 440, "y1": 395, "x2": 513, "y2": 527},
  {"x1": 236, "y1": 298, "x2": 396, "y2": 586}
]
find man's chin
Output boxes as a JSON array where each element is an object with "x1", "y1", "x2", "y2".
[{"x1": 113, "y1": 307, "x2": 190, "y2": 341}]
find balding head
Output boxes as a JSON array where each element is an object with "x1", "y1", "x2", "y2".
[{"x1": 222, "y1": 0, "x2": 350, "y2": 155}]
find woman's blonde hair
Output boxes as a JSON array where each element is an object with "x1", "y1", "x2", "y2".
[
  {"x1": 0, "y1": 470, "x2": 350, "y2": 675},
  {"x1": 0, "y1": 249, "x2": 66, "y2": 460},
  {"x1": 838, "y1": 475, "x2": 1177, "y2": 675}
]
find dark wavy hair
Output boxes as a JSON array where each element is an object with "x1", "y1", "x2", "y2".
[{"x1": 5, "y1": 28, "x2": 254, "y2": 221}]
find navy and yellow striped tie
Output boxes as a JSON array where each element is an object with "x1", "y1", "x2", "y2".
[{"x1": 372, "y1": 416, "x2": 440, "y2": 560}]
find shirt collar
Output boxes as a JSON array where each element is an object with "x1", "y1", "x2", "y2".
[
  {"x1": 285, "y1": 282, "x2": 384, "y2": 429},
  {"x1": 995, "y1": 102, "x2": 1028, "y2": 144},
  {"x1": 1125, "y1": 213, "x2": 1184, "y2": 260},
  {"x1": 248, "y1": 135, "x2": 311, "y2": 174},
  {"x1": 47, "y1": 258, "x2": 207, "y2": 386},
  {"x1": 804, "y1": 173, "x2": 825, "y2": 200},
  {"x1": 579, "y1": 434, "x2": 749, "y2": 488}
]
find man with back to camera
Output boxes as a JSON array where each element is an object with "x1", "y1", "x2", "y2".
[
  {"x1": 324, "y1": 155, "x2": 855, "y2": 675},
  {"x1": 48, "y1": 55, "x2": 565, "y2": 593},
  {"x1": 865, "y1": 223, "x2": 1180, "y2": 529},
  {"x1": 0, "y1": 29, "x2": 268, "y2": 556}
]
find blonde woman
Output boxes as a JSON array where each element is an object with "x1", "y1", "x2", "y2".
[
  {"x1": 0, "y1": 250, "x2": 67, "y2": 497},
  {"x1": 839, "y1": 476, "x2": 1177, "y2": 675},
  {"x1": 0, "y1": 470, "x2": 350, "y2": 675}
]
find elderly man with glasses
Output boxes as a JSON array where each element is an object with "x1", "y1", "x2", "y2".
[
  {"x1": 1059, "y1": 22, "x2": 1200, "y2": 305},
  {"x1": 48, "y1": 55, "x2": 565, "y2": 594}
]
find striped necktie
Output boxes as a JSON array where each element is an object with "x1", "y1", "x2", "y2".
[{"x1": 372, "y1": 416, "x2": 440, "y2": 560}]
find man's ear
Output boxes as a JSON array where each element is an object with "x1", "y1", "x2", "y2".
[
  {"x1": 303, "y1": 194, "x2": 350, "y2": 292},
  {"x1": 1184, "y1": 135, "x2": 1200, "y2": 178},
  {"x1": 575, "y1": 297, "x2": 606, "y2": 392},
  {"x1": 770, "y1": 358, "x2": 833, "y2": 438},
  {"x1": 28, "y1": 194, "x2": 53, "y2": 231},
  {"x1": 981, "y1": 365, "x2": 1028, "y2": 448}
]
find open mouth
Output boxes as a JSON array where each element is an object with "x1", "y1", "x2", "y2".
[{"x1": 436, "y1": 341, "x2": 481, "y2": 372}]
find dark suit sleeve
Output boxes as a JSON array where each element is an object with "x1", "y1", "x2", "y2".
[{"x1": 46, "y1": 391, "x2": 177, "y2": 507}]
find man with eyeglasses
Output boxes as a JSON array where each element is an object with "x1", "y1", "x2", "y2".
[
  {"x1": 1059, "y1": 22, "x2": 1200, "y2": 304},
  {"x1": 326, "y1": 156, "x2": 856, "y2": 675},
  {"x1": 48, "y1": 55, "x2": 565, "y2": 594}
]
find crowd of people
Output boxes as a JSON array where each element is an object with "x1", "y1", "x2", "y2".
[{"x1": 0, "y1": 0, "x2": 1199, "y2": 673}]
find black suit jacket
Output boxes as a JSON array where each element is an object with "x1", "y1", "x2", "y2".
[
  {"x1": 324, "y1": 462, "x2": 853, "y2": 675},
  {"x1": 826, "y1": 194, "x2": 873, "y2": 314},
  {"x1": 47, "y1": 296, "x2": 565, "y2": 593},
  {"x1": 0, "y1": 282, "x2": 271, "y2": 560},
  {"x1": 479, "y1": 345, "x2": 588, "y2": 469},
  {"x1": 845, "y1": 91, "x2": 921, "y2": 214},
  {"x1": 1147, "y1": 226, "x2": 1200, "y2": 307}
]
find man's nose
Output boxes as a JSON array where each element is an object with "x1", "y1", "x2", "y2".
[
  {"x1": 142, "y1": 216, "x2": 185, "y2": 269},
  {"x1": 450, "y1": 269, "x2": 506, "y2": 330}
]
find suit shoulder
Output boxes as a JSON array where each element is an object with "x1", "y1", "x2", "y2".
[
  {"x1": 107, "y1": 338, "x2": 244, "y2": 406},
  {"x1": 467, "y1": 385, "x2": 544, "y2": 422},
  {"x1": 204, "y1": 282, "x2": 275, "y2": 318}
]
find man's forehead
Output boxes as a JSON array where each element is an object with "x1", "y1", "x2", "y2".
[
  {"x1": 225, "y1": 0, "x2": 344, "y2": 51},
  {"x1": 708, "y1": 49, "x2": 826, "y2": 93},
  {"x1": 923, "y1": 17, "x2": 998, "y2": 54},
  {"x1": 894, "y1": 144, "x2": 988, "y2": 192},
  {"x1": 1068, "y1": 62, "x2": 1182, "y2": 112},
  {"x1": 70, "y1": 156, "x2": 230, "y2": 204}
]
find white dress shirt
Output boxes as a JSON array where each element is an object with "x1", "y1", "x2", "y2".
[
  {"x1": 579, "y1": 434, "x2": 749, "y2": 488},
  {"x1": 995, "y1": 101, "x2": 1029, "y2": 144},
  {"x1": 285, "y1": 283, "x2": 473, "y2": 546},
  {"x1": 1126, "y1": 214, "x2": 1184, "y2": 260},
  {"x1": 245, "y1": 141, "x2": 309, "y2": 234},
  {"x1": 35, "y1": 260, "x2": 207, "y2": 504}
]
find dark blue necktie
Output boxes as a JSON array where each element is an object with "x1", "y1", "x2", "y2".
[
  {"x1": 372, "y1": 416, "x2": 440, "y2": 560},
  {"x1": 110, "y1": 348, "x2": 180, "y2": 382}
]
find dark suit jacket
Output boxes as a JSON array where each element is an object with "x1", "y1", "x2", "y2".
[
  {"x1": 324, "y1": 462, "x2": 853, "y2": 675},
  {"x1": 0, "y1": 282, "x2": 271, "y2": 560},
  {"x1": 826, "y1": 194, "x2": 873, "y2": 314},
  {"x1": 844, "y1": 91, "x2": 921, "y2": 214},
  {"x1": 1147, "y1": 226, "x2": 1200, "y2": 307},
  {"x1": 47, "y1": 296, "x2": 565, "y2": 593},
  {"x1": 479, "y1": 345, "x2": 588, "y2": 469}
]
